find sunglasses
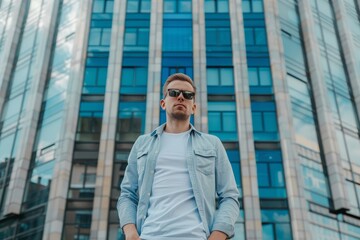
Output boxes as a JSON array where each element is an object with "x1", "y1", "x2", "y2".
[{"x1": 167, "y1": 89, "x2": 195, "y2": 100}]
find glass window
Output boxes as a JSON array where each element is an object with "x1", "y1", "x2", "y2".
[
  {"x1": 124, "y1": 27, "x2": 150, "y2": 50},
  {"x1": 83, "y1": 67, "x2": 107, "y2": 94},
  {"x1": 206, "y1": 27, "x2": 231, "y2": 46},
  {"x1": 117, "y1": 102, "x2": 146, "y2": 142},
  {"x1": 163, "y1": 27, "x2": 192, "y2": 51},
  {"x1": 120, "y1": 67, "x2": 148, "y2": 94},
  {"x1": 261, "y1": 210, "x2": 292, "y2": 240},
  {"x1": 206, "y1": 67, "x2": 234, "y2": 86},
  {"x1": 242, "y1": 0, "x2": 263, "y2": 13},
  {"x1": 93, "y1": 0, "x2": 114, "y2": 13},
  {"x1": 208, "y1": 102, "x2": 238, "y2": 141},
  {"x1": 76, "y1": 102, "x2": 104, "y2": 142},
  {"x1": 164, "y1": 0, "x2": 191, "y2": 13},
  {"x1": 256, "y1": 150, "x2": 286, "y2": 198},
  {"x1": 205, "y1": 0, "x2": 229, "y2": 13},
  {"x1": 127, "y1": 0, "x2": 151, "y2": 13},
  {"x1": 251, "y1": 101, "x2": 278, "y2": 141}
]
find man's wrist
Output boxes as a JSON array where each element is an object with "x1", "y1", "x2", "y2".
[{"x1": 208, "y1": 230, "x2": 228, "y2": 240}]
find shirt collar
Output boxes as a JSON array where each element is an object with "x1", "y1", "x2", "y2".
[{"x1": 150, "y1": 123, "x2": 201, "y2": 137}]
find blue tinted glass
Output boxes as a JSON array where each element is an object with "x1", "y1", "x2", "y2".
[
  {"x1": 248, "y1": 67, "x2": 258, "y2": 86},
  {"x1": 164, "y1": 0, "x2": 176, "y2": 12},
  {"x1": 207, "y1": 68, "x2": 219, "y2": 86},
  {"x1": 252, "y1": 112, "x2": 263, "y2": 131},
  {"x1": 257, "y1": 163, "x2": 269, "y2": 187},
  {"x1": 276, "y1": 223, "x2": 292, "y2": 239},
  {"x1": 97, "y1": 68, "x2": 107, "y2": 85},
  {"x1": 264, "y1": 112, "x2": 277, "y2": 132},
  {"x1": 262, "y1": 224, "x2": 275, "y2": 240},
  {"x1": 231, "y1": 162, "x2": 241, "y2": 187},
  {"x1": 218, "y1": 0, "x2": 229, "y2": 12},
  {"x1": 163, "y1": 27, "x2": 192, "y2": 51},
  {"x1": 220, "y1": 68, "x2": 233, "y2": 86},
  {"x1": 223, "y1": 112, "x2": 237, "y2": 131},
  {"x1": 245, "y1": 28, "x2": 254, "y2": 45},
  {"x1": 206, "y1": 28, "x2": 217, "y2": 45},
  {"x1": 121, "y1": 68, "x2": 134, "y2": 86},
  {"x1": 89, "y1": 29, "x2": 101, "y2": 45},
  {"x1": 85, "y1": 68, "x2": 97, "y2": 85},
  {"x1": 179, "y1": 0, "x2": 192, "y2": 12},
  {"x1": 208, "y1": 112, "x2": 222, "y2": 131},
  {"x1": 205, "y1": 0, "x2": 215, "y2": 12},
  {"x1": 270, "y1": 163, "x2": 284, "y2": 187},
  {"x1": 261, "y1": 210, "x2": 290, "y2": 222},
  {"x1": 125, "y1": 28, "x2": 137, "y2": 45},
  {"x1": 255, "y1": 28, "x2": 267, "y2": 45}
]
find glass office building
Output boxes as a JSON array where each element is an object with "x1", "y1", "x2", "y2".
[{"x1": 0, "y1": 0, "x2": 360, "y2": 239}]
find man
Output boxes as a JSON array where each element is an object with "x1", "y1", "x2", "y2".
[{"x1": 118, "y1": 73, "x2": 239, "y2": 240}]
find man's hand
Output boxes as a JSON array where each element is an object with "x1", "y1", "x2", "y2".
[
  {"x1": 208, "y1": 230, "x2": 228, "y2": 240},
  {"x1": 123, "y1": 224, "x2": 141, "y2": 240}
]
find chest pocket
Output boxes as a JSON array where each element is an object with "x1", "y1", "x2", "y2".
[
  {"x1": 194, "y1": 149, "x2": 216, "y2": 175},
  {"x1": 137, "y1": 150, "x2": 148, "y2": 177}
]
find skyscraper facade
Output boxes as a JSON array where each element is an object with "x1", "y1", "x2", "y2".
[{"x1": 0, "y1": 0, "x2": 360, "y2": 239}]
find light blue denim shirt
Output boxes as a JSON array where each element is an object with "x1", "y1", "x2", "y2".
[{"x1": 117, "y1": 123, "x2": 240, "y2": 238}]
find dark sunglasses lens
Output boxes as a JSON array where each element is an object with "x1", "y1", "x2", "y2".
[
  {"x1": 183, "y1": 92, "x2": 194, "y2": 100},
  {"x1": 168, "y1": 89, "x2": 180, "y2": 97}
]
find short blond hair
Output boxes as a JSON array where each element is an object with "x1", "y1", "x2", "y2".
[{"x1": 162, "y1": 73, "x2": 196, "y2": 99}]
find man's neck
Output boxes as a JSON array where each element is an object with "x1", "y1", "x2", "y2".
[{"x1": 164, "y1": 120, "x2": 190, "y2": 133}]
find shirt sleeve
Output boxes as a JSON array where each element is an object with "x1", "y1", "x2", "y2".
[
  {"x1": 117, "y1": 136, "x2": 141, "y2": 229},
  {"x1": 211, "y1": 137, "x2": 240, "y2": 238}
]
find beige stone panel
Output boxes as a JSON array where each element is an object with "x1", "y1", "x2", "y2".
[
  {"x1": 192, "y1": 0, "x2": 208, "y2": 132},
  {"x1": 90, "y1": 0, "x2": 127, "y2": 238},
  {"x1": 230, "y1": 0, "x2": 262, "y2": 238},
  {"x1": 332, "y1": 0, "x2": 360, "y2": 125},
  {"x1": 146, "y1": 0, "x2": 163, "y2": 133}
]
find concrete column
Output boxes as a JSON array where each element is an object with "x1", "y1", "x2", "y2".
[
  {"x1": 90, "y1": 0, "x2": 126, "y2": 238},
  {"x1": 263, "y1": 0, "x2": 310, "y2": 239},
  {"x1": 230, "y1": 0, "x2": 262, "y2": 239},
  {"x1": 4, "y1": 0, "x2": 61, "y2": 215},
  {"x1": 42, "y1": 0, "x2": 92, "y2": 239},
  {"x1": 192, "y1": 0, "x2": 208, "y2": 132},
  {"x1": 297, "y1": 0, "x2": 349, "y2": 211},
  {"x1": 332, "y1": 0, "x2": 360, "y2": 130},
  {"x1": 145, "y1": 0, "x2": 163, "y2": 133},
  {"x1": 0, "y1": 0, "x2": 27, "y2": 115}
]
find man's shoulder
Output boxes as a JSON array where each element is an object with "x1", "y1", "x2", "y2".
[{"x1": 193, "y1": 131, "x2": 222, "y2": 146}]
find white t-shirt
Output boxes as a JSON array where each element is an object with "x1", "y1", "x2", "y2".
[{"x1": 140, "y1": 130, "x2": 206, "y2": 240}]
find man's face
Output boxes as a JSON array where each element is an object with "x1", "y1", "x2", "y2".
[{"x1": 160, "y1": 80, "x2": 197, "y2": 121}]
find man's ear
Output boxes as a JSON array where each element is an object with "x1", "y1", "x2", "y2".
[
  {"x1": 160, "y1": 99, "x2": 166, "y2": 110},
  {"x1": 192, "y1": 102, "x2": 197, "y2": 114}
]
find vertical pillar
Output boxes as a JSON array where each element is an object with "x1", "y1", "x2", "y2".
[
  {"x1": 145, "y1": 0, "x2": 163, "y2": 133},
  {"x1": 230, "y1": 0, "x2": 262, "y2": 239},
  {"x1": 90, "y1": 0, "x2": 126, "y2": 238},
  {"x1": 331, "y1": 0, "x2": 360, "y2": 122},
  {"x1": 42, "y1": 0, "x2": 92, "y2": 239},
  {"x1": 4, "y1": 0, "x2": 61, "y2": 215},
  {"x1": 192, "y1": 0, "x2": 208, "y2": 132},
  {"x1": 297, "y1": 0, "x2": 349, "y2": 211},
  {"x1": 263, "y1": 0, "x2": 310, "y2": 239},
  {"x1": 0, "y1": 0, "x2": 27, "y2": 115}
]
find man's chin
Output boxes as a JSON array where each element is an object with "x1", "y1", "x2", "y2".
[{"x1": 171, "y1": 112, "x2": 189, "y2": 121}]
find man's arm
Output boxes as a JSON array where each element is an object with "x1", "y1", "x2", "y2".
[
  {"x1": 117, "y1": 137, "x2": 141, "y2": 232},
  {"x1": 208, "y1": 230, "x2": 228, "y2": 240},
  {"x1": 211, "y1": 137, "x2": 240, "y2": 238}
]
